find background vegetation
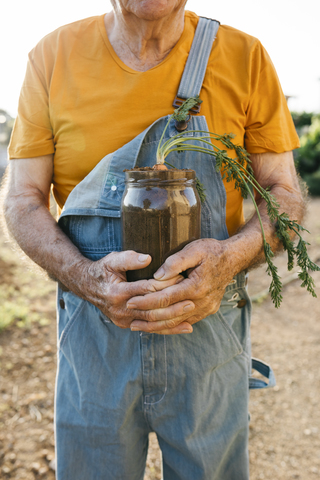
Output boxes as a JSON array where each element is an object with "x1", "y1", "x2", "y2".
[{"x1": 292, "y1": 112, "x2": 320, "y2": 196}]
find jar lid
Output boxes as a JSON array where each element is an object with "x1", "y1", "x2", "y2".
[{"x1": 124, "y1": 168, "x2": 196, "y2": 183}]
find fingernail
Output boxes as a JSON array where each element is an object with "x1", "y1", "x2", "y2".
[
  {"x1": 183, "y1": 303, "x2": 194, "y2": 313},
  {"x1": 138, "y1": 254, "x2": 150, "y2": 262},
  {"x1": 181, "y1": 328, "x2": 192, "y2": 334},
  {"x1": 127, "y1": 303, "x2": 136, "y2": 309},
  {"x1": 131, "y1": 326, "x2": 140, "y2": 332},
  {"x1": 154, "y1": 267, "x2": 165, "y2": 279}
]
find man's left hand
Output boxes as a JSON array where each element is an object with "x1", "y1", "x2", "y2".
[{"x1": 128, "y1": 238, "x2": 234, "y2": 335}]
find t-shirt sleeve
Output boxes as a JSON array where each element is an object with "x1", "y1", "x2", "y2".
[
  {"x1": 244, "y1": 41, "x2": 300, "y2": 154},
  {"x1": 8, "y1": 49, "x2": 55, "y2": 159}
]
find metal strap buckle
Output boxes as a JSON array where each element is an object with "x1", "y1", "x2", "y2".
[{"x1": 172, "y1": 96, "x2": 201, "y2": 114}]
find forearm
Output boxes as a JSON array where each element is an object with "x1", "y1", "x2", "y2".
[
  {"x1": 223, "y1": 167, "x2": 305, "y2": 276},
  {"x1": 4, "y1": 188, "x2": 91, "y2": 296}
]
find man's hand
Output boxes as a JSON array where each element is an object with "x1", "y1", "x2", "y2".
[
  {"x1": 127, "y1": 238, "x2": 235, "y2": 334},
  {"x1": 77, "y1": 250, "x2": 195, "y2": 331}
]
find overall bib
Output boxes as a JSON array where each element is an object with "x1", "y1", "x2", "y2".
[{"x1": 56, "y1": 18, "x2": 274, "y2": 480}]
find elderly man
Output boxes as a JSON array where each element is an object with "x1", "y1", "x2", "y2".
[{"x1": 4, "y1": 0, "x2": 302, "y2": 479}]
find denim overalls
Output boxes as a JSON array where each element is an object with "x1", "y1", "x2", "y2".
[{"x1": 56, "y1": 18, "x2": 275, "y2": 480}]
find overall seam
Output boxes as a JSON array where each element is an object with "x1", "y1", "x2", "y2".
[
  {"x1": 58, "y1": 297, "x2": 87, "y2": 350},
  {"x1": 144, "y1": 336, "x2": 168, "y2": 406}
]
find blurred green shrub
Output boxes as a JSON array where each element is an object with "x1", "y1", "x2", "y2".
[
  {"x1": 291, "y1": 111, "x2": 314, "y2": 130},
  {"x1": 294, "y1": 114, "x2": 320, "y2": 196}
]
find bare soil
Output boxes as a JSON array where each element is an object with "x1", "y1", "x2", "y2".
[{"x1": 0, "y1": 199, "x2": 320, "y2": 479}]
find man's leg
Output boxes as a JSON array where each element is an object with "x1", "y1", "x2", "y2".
[
  {"x1": 55, "y1": 289, "x2": 150, "y2": 480},
  {"x1": 142, "y1": 280, "x2": 251, "y2": 480},
  {"x1": 155, "y1": 354, "x2": 250, "y2": 480}
]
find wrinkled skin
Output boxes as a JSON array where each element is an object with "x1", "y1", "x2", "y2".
[
  {"x1": 79, "y1": 250, "x2": 194, "y2": 334},
  {"x1": 128, "y1": 238, "x2": 233, "y2": 333}
]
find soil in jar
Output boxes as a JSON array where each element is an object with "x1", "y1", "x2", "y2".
[{"x1": 122, "y1": 169, "x2": 200, "y2": 281}]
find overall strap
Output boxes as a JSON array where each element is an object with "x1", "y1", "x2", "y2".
[
  {"x1": 249, "y1": 358, "x2": 276, "y2": 389},
  {"x1": 173, "y1": 17, "x2": 220, "y2": 112}
]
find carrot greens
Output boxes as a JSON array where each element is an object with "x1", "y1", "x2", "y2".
[{"x1": 156, "y1": 96, "x2": 320, "y2": 307}]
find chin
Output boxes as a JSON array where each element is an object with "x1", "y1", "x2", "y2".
[{"x1": 129, "y1": 0, "x2": 185, "y2": 20}]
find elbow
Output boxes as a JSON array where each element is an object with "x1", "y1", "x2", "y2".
[
  {"x1": 2, "y1": 186, "x2": 18, "y2": 234},
  {"x1": 1, "y1": 174, "x2": 12, "y2": 228},
  {"x1": 2, "y1": 183, "x2": 43, "y2": 234},
  {"x1": 285, "y1": 178, "x2": 307, "y2": 225},
  {"x1": 284, "y1": 185, "x2": 306, "y2": 225}
]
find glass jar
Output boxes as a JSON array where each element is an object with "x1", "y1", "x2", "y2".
[{"x1": 121, "y1": 168, "x2": 201, "y2": 281}]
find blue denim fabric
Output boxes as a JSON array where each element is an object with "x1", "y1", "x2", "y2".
[
  {"x1": 56, "y1": 273, "x2": 252, "y2": 480},
  {"x1": 176, "y1": 17, "x2": 220, "y2": 99},
  {"x1": 55, "y1": 17, "x2": 274, "y2": 480}
]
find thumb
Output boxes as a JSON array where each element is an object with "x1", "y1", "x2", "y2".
[
  {"x1": 154, "y1": 247, "x2": 202, "y2": 281},
  {"x1": 106, "y1": 250, "x2": 151, "y2": 272}
]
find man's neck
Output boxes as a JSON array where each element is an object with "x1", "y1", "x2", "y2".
[{"x1": 104, "y1": 8, "x2": 185, "y2": 71}]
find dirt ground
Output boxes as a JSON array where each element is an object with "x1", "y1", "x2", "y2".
[{"x1": 0, "y1": 199, "x2": 320, "y2": 480}]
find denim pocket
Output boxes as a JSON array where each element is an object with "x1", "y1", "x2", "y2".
[
  {"x1": 186, "y1": 310, "x2": 244, "y2": 374},
  {"x1": 99, "y1": 312, "x2": 112, "y2": 326},
  {"x1": 58, "y1": 291, "x2": 86, "y2": 351},
  {"x1": 58, "y1": 290, "x2": 112, "y2": 354},
  {"x1": 219, "y1": 287, "x2": 251, "y2": 350}
]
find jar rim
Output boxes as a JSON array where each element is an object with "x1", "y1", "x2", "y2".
[{"x1": 124, "y1": 168, "x2": 196, "y2": 182}]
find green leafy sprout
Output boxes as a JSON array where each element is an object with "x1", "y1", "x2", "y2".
[{"x1": 156, "y1": 96, "x2": 320, "y2": 307}]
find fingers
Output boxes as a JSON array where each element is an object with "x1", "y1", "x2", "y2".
[
  {"x1": 104, "y1": 295, "x2": 195, "y2": 332},
  {"x1": 129, "y1": 299, "x2": 195, "y2": 322},
  {"x1": 153, "y1": 245, "x2": 203, "y2": 281},
  {"x1": 131, "y1": 319, "x2": 194, "y2": 335},
  {"x1": 117, "y1": 274, "x2": 184, "y2": 300},
  {"x1": 142, "y1": 321, "x2": 194, "y2": 335},
  {"x1": 101, "y1": 277, "x2": 188, "y2": 325},
  {"x1": 129, "y1": 300, "x2": 198, "y2": 334},
  {"x1": 128, "y1": 291, "x2": 223, "y2": 334},
  {"x1": 127, "y1": 278, "x2": 197, "y2": 310},
  {"x1": 148, "y1": 275, "x2": 184, "y2": 291}
]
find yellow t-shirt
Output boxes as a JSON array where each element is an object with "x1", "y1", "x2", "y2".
[{"x1": 8, "y1": 11, "x2": 300, "y2": 235}]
